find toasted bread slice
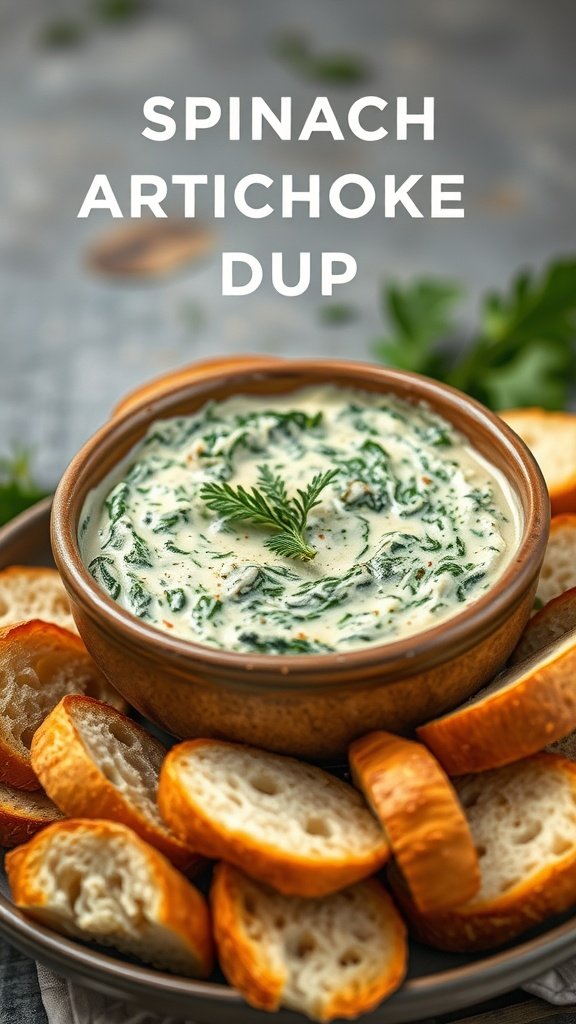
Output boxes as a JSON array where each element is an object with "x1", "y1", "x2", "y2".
[
  {"x1": 159, "y1": 739, "x2": 389, "y2": 897},
  {"x1": 0, "y1": 567, "x2": 78, "y2": 633},
  {"x1": 536, "y1": 514, "x2": 576, "y2": 607},
  {"x1": 501, "y1": 408, "x2": 576, "y2": 516},
  {"x1": 0, "y1": 620, "x2": 126, "y2": 790},
  {"x1": 508, "y1": 592, "x2": 576, "y2": 762},
  {"x1": 211, "y1": 862, "x2": 407, "y2": 1022},
  {"x1": 417, "y1": 630, "x2": 576, "y2": 774},
  {"x1": 112, "y1": 355, "x2": 281, "y2": 418},
  {"x1": 390, "y1": 753, "x2": 576, "y2": 952},
  {"x1": 510, "y1": 586, "x2": 576, "y2": 665},
  {"x1": 31, "y1": 696, "x2": 199, "y2": 872},
  {"x1": 6, "y1": 819, "x2": 213, "y2": 976},
  {"x1": 349, "y1": 731, "x2": 480, "y2": 913},
  {"x1": 0, "y1": 782, "x2": 63, "y2": 847}
]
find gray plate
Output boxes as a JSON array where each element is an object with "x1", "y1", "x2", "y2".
[{"x1": 0, "y1": 498, "x2": 575, "y2": 1023}]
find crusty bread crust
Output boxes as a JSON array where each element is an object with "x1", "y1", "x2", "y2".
[
  {"x1": 0, "y1": 566, "x2": 78, "y2": 634},
  {"x1": 159, "y1": 739, "x2": 389, "y2": 897},
  {"x1": 510, "y1": 586, "x2": 576, "y2": 665},
  {"x1": 0, "y1": 620, "x2": 126, "y2": 790},
  {"x1": 536, "y1": 514, "x2": 576, "y2": 607},
  {"x1": 349, "y1": 731, "x2": 480, "y2": 912},
  {"x1": 211, "y1": 863, "x2": 284, "y2": 1012},
  {"x1": 390, "y1": 754, "x2": 576, "y2": 952},
  {"x1": 501, "y1": 408, "x2": 576, "y2": 516},
  {"x1": 417, "y1": 633, "x2": 576, "y2": 774},
  {"x1": 6, "y1": 819, "x2": 214, "y2": 976},
  {"x1": 31, "y1": 696, "x2": 201, "y2": 873},
  {"x1": 211, "y1": 862, "x2": 407, "y2": 1021},
  {"x1": 0, "y1": 783, "x2": 63, "y2": 847}
]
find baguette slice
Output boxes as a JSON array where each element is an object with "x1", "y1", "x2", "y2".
[
  {"x1": 159, "y1": 739, "x2": 389, "y2": 897},
  {"x1": 0, "y1": 782, "x2": 63, "y2": 847},
  {"x1": 510, "y1": 587, "x2": 576, "y2": 665},
  {"x1": 212, "y1": 862, "x2": 407, "y2": 1022},
  {"x1": 501, "y1": 408, "x2": 576, "y2": 516},
  {"x1": 508, "y1": 593, "x2": 576, "y2": 761},
  {"x1": 0, "y1": 566, "x2": 78, "y2": 633},
  {"x1": 349, "y1": 731, "x2": 480, "y2": 912},
  {"x1": 390, "y1": 753, "x2": 576, "y2": 952},
  {"x1": 417, "y1": 630, "x2": 576, "y2": 774},
  {"x1": 6, "y1": 819, "x2": 213, "y2": 976},
  {"x1": 0, "y1": 620, "x2": 126, "y2": 790},
  {"x1": 536, "y1": 514, "x2": 576, "y2": 607},
  {"x1": 31, "y1": 696, "x2": 200, "y2": 872}
]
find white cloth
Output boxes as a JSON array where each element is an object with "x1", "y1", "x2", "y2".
[
  {"x1": 36, "y1": 963, "x2": 195, "y2": 1024},
  {"x1": 525, "y1": 962, "x2": 576, "y2": 1005},
  {"x1": 36, "y1": 959, "x2": 576, "y2": 1023}
]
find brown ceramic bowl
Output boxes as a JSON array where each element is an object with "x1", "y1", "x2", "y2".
[{"x1": 51, "y1": 360, "x2": 549, "y2": 760}]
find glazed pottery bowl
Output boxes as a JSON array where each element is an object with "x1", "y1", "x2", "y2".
[{"x1": 51, "y1": 360, "x2": 549, "y2": 759}]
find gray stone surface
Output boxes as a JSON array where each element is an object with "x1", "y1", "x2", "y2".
[{"x1": 0, "y1": 0, "x2": 575, "y2": 485}]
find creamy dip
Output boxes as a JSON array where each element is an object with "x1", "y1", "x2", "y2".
[{"x1": 80, "y1": 386, "x2": 522, "y2": 655}]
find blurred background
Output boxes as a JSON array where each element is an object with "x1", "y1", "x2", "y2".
[{"x1": 0, "y1": 0, "x2": 575, "y2": 490}]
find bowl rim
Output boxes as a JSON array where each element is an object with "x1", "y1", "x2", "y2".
[{"x1": 51, "y1": 359, "x2": 550, "y2": 686}]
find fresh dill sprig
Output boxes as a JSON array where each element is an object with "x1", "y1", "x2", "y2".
[{"x1": 200, "y1": 465, "x2": 338, "y2": 561}]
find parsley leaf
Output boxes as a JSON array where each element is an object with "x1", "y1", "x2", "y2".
[
  {"x1": 471, "y1": 342, "x2": 569, "y2": 412},
  {"x1": 374, "y1": 280, "x2": 462, "y2": 377},
  {"x1": 0, "y1": 450, "x2": 48, "y2": 527},
  {"x1": 319, "y1": 302, "x2": 358, "y2": 326},
  {"x1": 40, "y1": 19, "x2": 85, "y2": 47},
  {"x1": 94, "y1": 0, "x2": 144, "y2": 21},
  {"x1": 375, "y1": 258, "x2": 576, "y2": 410},
  {"x1": 274, "y1": 32, "x2": 369, "y2": 84}
]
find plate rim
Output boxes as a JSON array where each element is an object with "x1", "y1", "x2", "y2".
[
  {"x1": 1, "y1": 891, "x2": 575, "y2": 1022},
  {"x1": 0, "y1": 498, "x2": 575, "y2": 1022}
]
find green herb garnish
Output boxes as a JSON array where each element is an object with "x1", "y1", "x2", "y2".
[
  {"x1": 374, "y1": 258, "x2": 576, "y2": 410},
  {"x1": 40, "y1": 19, "x2": 85, "y2": 47},
  {"x1": 375, "y1": 280, "x2": 462, "y2": 377},
  {"x1": 274, "y1": 31, "x2": 369, "y2": 84},
  {"x1": 94, "y1": 0, "x2": 144, "y2": 21},
  {"x1": 319, "y1": 303, "x2": 358, "y2": 326},
  {"x1": 0, "y1": 450, "x2": 48, "y2": 527},
  {"x1": 200, "y1": 465, "x2": 338, "y2": 562}
]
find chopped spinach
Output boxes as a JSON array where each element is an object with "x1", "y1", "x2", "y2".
[
  {"x1": 89, "y1": 556, "x2": 121, "y2": 600},
  {"x1": 81, "y1": 387, "x2": 514, "y2": 655},
  {"x1": 165, "y1": 588, "x2": 187, "y2": 613},
  {"x1": 237, "y1": 632, "x2": 332, "y2": 655}
]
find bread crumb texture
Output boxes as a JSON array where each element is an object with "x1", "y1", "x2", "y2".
[
  {"x1": 212, "y1": 863, "x2": 406, "y2": 1021},
  {"x1": 73, "y1": 702, "x2": 165, "y2": 829},
  {"x1": 178, "y1": 742, "x2": 384, "y2": 859},
  {"x1": 7, "y1": 821, "x2": 212, "y2": 977},
  {"x1": 537, "y1": 516, "x2": 576, "y2": 606},
  {"x1": 457, "y1": 758, "x2": 576, "y2": 903},
  {"x1": 0, "y1": 567, "x2": 77, "y2": 633}
]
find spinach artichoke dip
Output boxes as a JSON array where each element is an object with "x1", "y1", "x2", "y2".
[{"x1": 80, "y1": 386, "x2": 521, "y2": 655}]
